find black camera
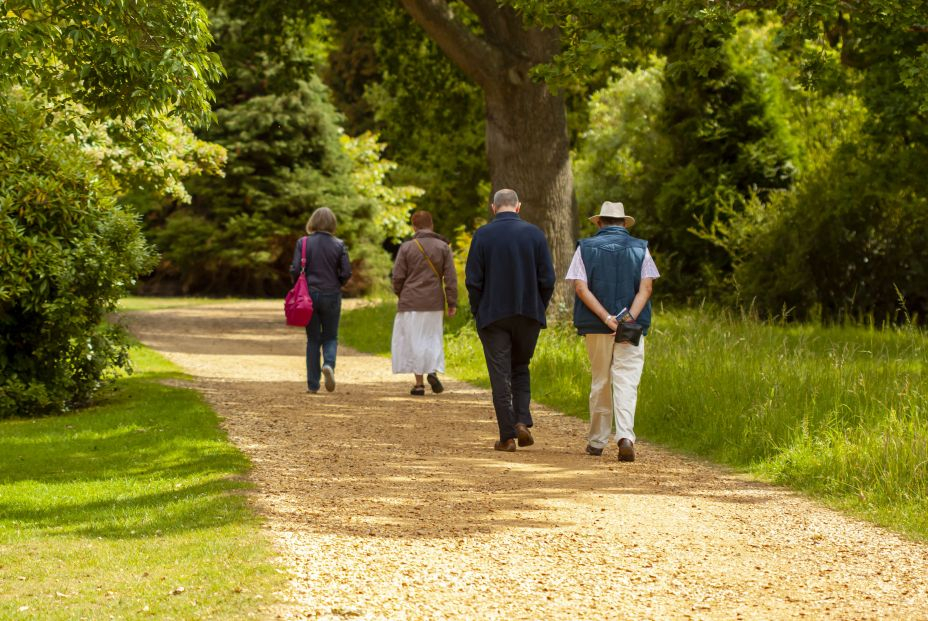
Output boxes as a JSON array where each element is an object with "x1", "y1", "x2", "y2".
[{"x1": 614, "y1": 321, "x2": 643, "y2": 346}]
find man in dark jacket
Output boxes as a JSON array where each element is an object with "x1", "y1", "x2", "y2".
[{"x1": 465, "y1": 189, "x2": 556, "y2": 452}]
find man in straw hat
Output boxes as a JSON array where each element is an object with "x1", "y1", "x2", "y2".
[{"x1": 565, "y1": 201, "x2": 659, "y2": 462}]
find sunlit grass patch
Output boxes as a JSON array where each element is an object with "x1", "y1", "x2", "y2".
[
  {"x1": 117, "y1": 296, "x2": 248, "y2": 312},
  {"x1": 0, "y1": 346, "x2": 284, "y2": 619}
]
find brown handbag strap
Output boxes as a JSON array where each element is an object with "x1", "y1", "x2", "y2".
[{"x1": 413, "y1": 239, "x2": 447, "y2": 309}]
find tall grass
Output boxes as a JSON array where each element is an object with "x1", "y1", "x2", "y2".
[
  {"x1": 640, "y1": 309, "x2": 927, "y2": 537},
  {"x1": 340, "y1": 301, "x2": 928, "y2": 539}
]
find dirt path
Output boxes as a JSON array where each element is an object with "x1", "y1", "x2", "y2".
[{"x1": 125, "y1": 301, "x2": 928, "y2": 620}]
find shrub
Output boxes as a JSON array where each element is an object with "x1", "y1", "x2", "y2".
[
  {"x1": 0, "y1": 92, "x2": 155, "y2": 417},
  {"x1": 728, "y1": 138, "x2": 928, "y2": 322}
]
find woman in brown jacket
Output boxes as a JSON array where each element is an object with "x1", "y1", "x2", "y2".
[{"x1": 391, "y1": 211, "x2": 458, "y2": 395}]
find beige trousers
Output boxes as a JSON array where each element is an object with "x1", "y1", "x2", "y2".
[{"x1": 585, "y1": 334, "x2": 645, "y2": 449}]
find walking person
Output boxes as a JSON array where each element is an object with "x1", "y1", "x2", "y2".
[
  {"x1": 289, "y1": 207, "x2": 352, "y2": 394},
  {"x1": 567, "y1": 201, "x2": 659, "y2": 461},
  {"x1": 465, "y1": 189, "x2": 556, "y2": 452},
  {"x1": 391, "y1": 210, "x2": 458, "y2": 395}
]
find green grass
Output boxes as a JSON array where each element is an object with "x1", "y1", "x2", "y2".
[
  {"x1": 340, "y1": 300, "x2": 928, "y2": 540},
  {"x1": 117, "y1": 296, "x2": 247, "y2": 312},
  {"x1": 0, "y1": 345, "x2": 285, "y2": 619}
]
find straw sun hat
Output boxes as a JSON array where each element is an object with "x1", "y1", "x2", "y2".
[{"x1": 589, "y1": 201, "x2": 635, "y2": 228}]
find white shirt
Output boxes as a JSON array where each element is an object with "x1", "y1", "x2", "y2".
[{"x1": 564, "y1": 247, "x2": 660, "y2": 282}]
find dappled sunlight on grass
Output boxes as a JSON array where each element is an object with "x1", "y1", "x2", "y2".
[
  {"x1": 117, "y1": 295, "x2": 250, "y2": 312},
  {"x1": 0, "y1": 345, "x2": 283, "y2": 618}
]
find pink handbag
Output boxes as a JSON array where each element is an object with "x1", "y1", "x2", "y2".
[{"x1": 285, "y1": 236, "x2": 314, "y2": 326}]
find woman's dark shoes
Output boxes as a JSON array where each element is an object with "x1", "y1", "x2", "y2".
[
  {"x1": 618, "y1": 438, "x2": 636, "y2": 462},
  {"x1": 494, "y1": 438, "x2": 516, "y2": 452},
  {"x1": 585, "y1": 444, "x2": 603, "y2": 456},
  {"x1": 514, "y1": 422, "x2": 534, "y2": 447},
  {"x1": 410, "y1": 385, "x2": 425, "y2": 396},
  {"x1": 426, "y1": 373, "x2": 444, "y2": 393}
]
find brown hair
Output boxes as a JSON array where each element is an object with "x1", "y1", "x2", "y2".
[
  {"x1": 411, "y1": 210, "x2": 433, "y2": 230},
  {"x1": 306, "y1": 207, "x2": 337, "y2": 234}
]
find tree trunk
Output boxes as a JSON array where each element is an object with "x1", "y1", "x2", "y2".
[
  {"x1": 484, "y1": 82, "x2": 576, "y2": 312},
  {"x1": 398, "y1": 0, "x2": 577, "y2": 312}
]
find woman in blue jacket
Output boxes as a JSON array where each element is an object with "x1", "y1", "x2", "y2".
[{"x1": 290, "y1": 208, "x2": 352, "y2": 393}]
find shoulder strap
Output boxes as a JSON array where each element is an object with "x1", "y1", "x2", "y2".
[
  {"x1": 414, "y1": 239, "x2": 441, "y2": 279},
  {"x1": 413, "y1": 238, "x2": 448, "y2": 310},
  {"x1": 300, "y1": 236, "x2": 309, "y2": 274}
]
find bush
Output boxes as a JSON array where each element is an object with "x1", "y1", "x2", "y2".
[
  {"x1": 728, "y1": 138, "x2": 928, "y2": 322},
  {"x1": 0, "y1": 92, "x2": 155, "y2": 417}
]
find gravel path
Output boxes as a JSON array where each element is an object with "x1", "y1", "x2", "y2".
[{"x1": 125, "y1": 301, "x2": 928, "y2": 620}]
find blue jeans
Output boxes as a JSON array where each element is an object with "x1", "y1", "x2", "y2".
[{"x1": 305, "y1": 291, "x2": 342, "y2": 391}]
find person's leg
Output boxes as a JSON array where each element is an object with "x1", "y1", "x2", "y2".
[
  {"x1": 477, "y1": 321, "x2": 516, "y2": 441},
  {"x1": 305, "y1": 296, "x2": 323, "y2": 392},
  {"x1": 319, "y1": 293, "x2": 341, "y2": 370},
  {"x1": 509, "y1": 317, "x2": 542, "y2": 428},
  {"x1": 612, "y1": 337, "x2": 645, "y2": 443},
  {"x1": 585, "y1": 334, "x2": 615, "y2": 449}
]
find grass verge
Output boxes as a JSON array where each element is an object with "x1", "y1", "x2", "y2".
[
  {"x1": 117, "y1": 296, "x2": 247, "y2": 312},
  {"x1": 0, "y1": 345, "x2": 285, "y2": 619},
  {"x1": 340, "y1": 300, "x2": 928, "y2": 540}
]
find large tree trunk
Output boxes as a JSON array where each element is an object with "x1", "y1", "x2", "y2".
[
  {"x1": 484, "y1": 83, "x2": 576, "y2": 310},
  {"x1": 399, "y1": 0, "x2": 577, "y2": 311}
]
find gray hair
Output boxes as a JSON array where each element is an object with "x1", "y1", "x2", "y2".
[
  {"x1": 306, "y1": 207, "x2": 337, "y2": 234},
  {"x1": 492, "y1": 188, "x2": 519, "y2": 208}
]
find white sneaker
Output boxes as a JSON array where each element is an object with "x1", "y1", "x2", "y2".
[{"x1": 322, "y1": 365, "x2": 335, "y2": 392}]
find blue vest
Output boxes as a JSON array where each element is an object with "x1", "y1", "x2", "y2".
[{"x1": 573, "y1": 226, "x2": 652, "y2": 336}]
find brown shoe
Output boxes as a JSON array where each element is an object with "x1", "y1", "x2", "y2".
[
  {"x1": 585, "y1": 444, "x2": 603, "y2": 456},
  {"x1": 618, "y1": 438, "x2": 635, "y2": 462},
  {"x1": 514, "y1": 423, "x2": 534, "y2": 447},
  {"x1": 494, "y1": 438, "x2": 516, "y2": 452}
]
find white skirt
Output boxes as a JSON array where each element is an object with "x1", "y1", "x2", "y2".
[{"x1": 391, "y1": 311, "x2": 445, "y2": 374}]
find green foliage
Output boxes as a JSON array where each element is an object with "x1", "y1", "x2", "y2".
[
  {"x1": 143, "y1": 6, "x2": 418, "y2": 296},
  {"x1": 0, "y1": 93, "x2": 156, "y2": 417},
  {"x1": 342, "y1": 132, "x2": 425, "y2": 244},
  {"x1": 0, "y1": 345, "x2": 284, "y2": 617},
  {"x1": 700, "y1": 12, "x2": 928, "y2": 321},
  {"x1": 340, "y1": 301, "x2": 928, "y2": 540},
  {"x1": 573, "y1": 58, "x2": 669, "y2": 240},
  {"x1": 721, "y1": 138, "x2": 928, "y2": 322},
  {"x1": 0, "y1": 0, "x2": 222, "y2": 127},
  {"x1": 653, "y1": 20, "x2": 796, "y2": 297},
  {"x1": 325, "y1": 7, "x2": 488, "y2": 238},
  {"x1": 575, "y1": 17, "x2": 797, "y2": 299},
  {"x1": 81, "y1": 115, "x2": 227, "y2": 206}
]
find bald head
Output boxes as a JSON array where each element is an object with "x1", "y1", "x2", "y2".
[{"x1": 492, "y1": 188, "x2": 520, "y2": 212}]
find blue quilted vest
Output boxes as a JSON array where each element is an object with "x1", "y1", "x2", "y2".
[{"x1": 572, "y1": 226, "x2": 652, "y2": 336}]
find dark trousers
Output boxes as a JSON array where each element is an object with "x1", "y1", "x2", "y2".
[
  {"x1": 477, "y1": 315, "x2": 542, "y2": 441},
  {"x1": 305, "y1": 291, "x2": 341, "y2": 391}
]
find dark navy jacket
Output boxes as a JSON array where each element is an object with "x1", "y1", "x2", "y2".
[
  {"x1": 573, "y1": 226, "x2": 652, "y2": 335},
  {"x1": 465, "y1": 211, "x2": 556, "y2": 330},
  {"x1": 290, "y1": 232, "x2": 352, "y2": 293}
]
